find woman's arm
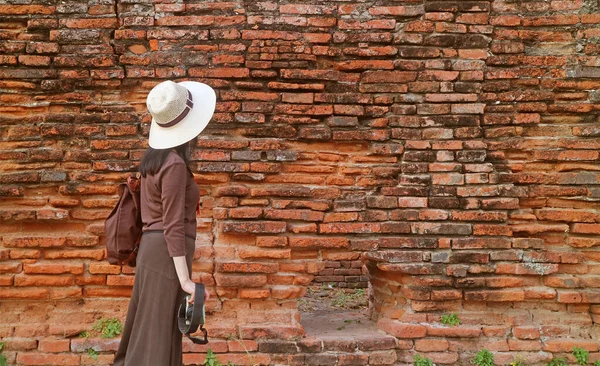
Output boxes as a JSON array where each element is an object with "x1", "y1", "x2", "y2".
[
  {"x1": 173, "y1": 256, "x2": 193, "y2": 289},
  {"x1": 173, "y1": 256, "x2": 209, "y2": 303}
]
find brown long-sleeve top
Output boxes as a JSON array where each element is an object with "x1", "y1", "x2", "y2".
[{"x1": 141, "y1": 151, "x2": 199, "y2": 257}]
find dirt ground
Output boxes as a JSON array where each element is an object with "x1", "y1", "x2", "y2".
[
  {"x1": 298, "y1": 283, "x2": 369, "y2": 313},
  {"x1": 298, "y1": 284, "x2": 381, "y2": 337}
]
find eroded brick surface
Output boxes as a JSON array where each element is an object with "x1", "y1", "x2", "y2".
[{"x1": 1, "y1": 0, "x2": 600, "y2": 364}]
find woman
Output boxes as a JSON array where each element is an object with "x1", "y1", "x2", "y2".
[{"x1": 114, "y1": 80, "x2": 215, "y2": 365}]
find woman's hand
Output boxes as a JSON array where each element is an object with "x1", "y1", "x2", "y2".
[
  {"x1": 181, "y1": 280, "x2": 210, "y2": 304},
  {"x1": 181, "y1": 279, "x2": 196, "y2": 303},
  {"x1": 174, "y1": 257, "x2": 210, "y2": 304}
]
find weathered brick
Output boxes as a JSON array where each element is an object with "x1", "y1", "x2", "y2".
[
  {"x1": 238, "y1": 248, "x2": 291, "y2": 260},
  {"x1": 0, "y1": 0, "x2": 599, "y2": 360},
  {"x1": 362, "y1": 71, "x2": 417, "y2": 83},
  {"x1": 0, "y1": 5, "x2": 55, "y2": 14},
  {"x1": 369, "y1": 5, "x2": 424, "y2": 16},
  {"x1": 214, "y1": 274, "x2": 267, "y2": 288},
  {"x1": 378, "y1": 319, "x2": 427, "y2": 338},
  {"x1": 16, "y1": 353, "x2": 80, "y2": 365}
]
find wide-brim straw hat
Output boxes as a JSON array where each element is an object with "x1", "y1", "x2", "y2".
[{"x1": 147, "y1": 80, "x2": 216, "y2": 149}]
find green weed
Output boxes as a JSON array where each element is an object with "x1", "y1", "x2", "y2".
[
  {"x1": 441, "y1": 313, "x2": 460, "y2": 326},
  {"x1": 0, "y1": 342, "x2": 7, "y2": 366},
  {"x1": 203, "y1": 349, "x2": 236, "y2": 366},
  {"x1": 509, "y1": 355, "x2": 524, "y2": 366},
  {"x1": 331, "y1": 288, "x2": 367, "y2": 308},
  {"x1": 573, "y1": 347, "x2": 589, "y2": 366},
  {"x1": 547, "y1": 358, "x2": 567, "y2": 366},
  {"x1": 472, "y1": 349, "x2": 494, "y2": 366},
  {"x1": 337, "y1": 319, "x2": 362, "y2": 331},
  {"x1": 414, "y1": 354, "x2": 434, "y2": 366},
  {"x1": 92, "y1": 318, "x2": 123, "y2": 339},
  {"x1": 87, "y1": 348, "x2": 99, "y2": 360}
]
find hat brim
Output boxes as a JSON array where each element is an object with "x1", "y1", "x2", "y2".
[{"x1": 148, "y1": 81, "x2": 216, "y2": 149}]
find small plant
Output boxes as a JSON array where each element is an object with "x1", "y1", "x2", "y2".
[
  {"x1": 509, "y1": 355, "x2": 524, "y2": 366},
  {"x1": 593, "y1": 361, "x2": 600, "y2": 366},
  {"x1": 87, "y1": 348, "x2": 99, "y2": 361},
  {"x1": 331, "y1": 291, "x2": 351, "y2": 307},
  {"x1": 573, "y1": 347, "x2": 589, "y2": 366},
  {"x1": 224, "y1": 331, "x2": 252, "y2": 365},
  {"x1": 203, "y1": 349, "x2": 220, "y2": 366},
  {"x1": 0, "y1": 342, "x2": 7, "y2": 366},
  {"x1": 337, "y1": 319, "x2": 352, "y2": 331},
  {"x1": 472, "y1": 349, "x2": 494, "y2": 366},
  {"x1": 203, "y1": 349, "x2": 235, "y2": 366},
  {"x1": 414, "y1": 354, "x2": 434, "y2": 366},
  {"x1": 297, "y1": 298, "x2": 309, "y2": 306},
  {"x1": 330, "y1": 288, "x2": 367, "y2": 308},
  {"x1": 79, "y1": 331, "x2": 90, "y2": 338},
  {"x1": 441, "y1": 313, "x2": 460, "y2": 326},
  {"x1": 92, "y1": 318, "x2": 123, "y2": 339},
  {"x1": 337, "y1": 319, "x2": 362, "y2": 331},
  {"x1": 547, "y1": 358, "x2": 567, "y2": 366},
  {"x1": 321, "y1": 283, "x2": 334, "y2": 291}
]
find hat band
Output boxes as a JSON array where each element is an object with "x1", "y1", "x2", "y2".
[{"x1": 157, "y1": 90, "x2": 194, "y2": 128}]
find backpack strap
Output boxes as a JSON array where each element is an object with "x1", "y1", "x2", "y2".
[
  {"x1": 117, "y1": 240, "x2": 140, "y2": 266},
  {"x1": 126, "y1": 174, "x2": 141, "y2": 192}
]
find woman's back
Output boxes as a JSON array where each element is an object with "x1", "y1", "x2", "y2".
[{"x1": 141, "y1": 151, "x2": 199, "y2": 257}]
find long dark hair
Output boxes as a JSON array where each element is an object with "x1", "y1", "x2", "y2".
[{"x1": 139, "y1": 139, "x2": 194, "y2": 178}]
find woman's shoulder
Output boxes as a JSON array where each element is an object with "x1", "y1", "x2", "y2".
[
  {"x1": 163, "y1": 150, "x2": 186, "y2": 167},
  {"x1": 153, "y1": 151, "x2": 187, "y2": 178}
]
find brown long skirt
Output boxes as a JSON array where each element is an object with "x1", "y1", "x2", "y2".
[{"x1": 113, "y1": 231, "x2": 195, "y2": 366}]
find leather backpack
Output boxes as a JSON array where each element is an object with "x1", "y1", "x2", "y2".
[{"x1": 104, "y1": 174, "x2": 142, "y2": 267}]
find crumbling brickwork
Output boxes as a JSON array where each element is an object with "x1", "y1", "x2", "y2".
[{"x1": 1, "y1": 0, "x2": 600, "y2": 365}]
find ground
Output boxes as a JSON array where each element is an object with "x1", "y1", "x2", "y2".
[
  {"x1": 298, "y1": 283, "x2": 369, "y2": 313},
  {"x1": 298, "y1": 284, "x2": 380, "y2": 337}
]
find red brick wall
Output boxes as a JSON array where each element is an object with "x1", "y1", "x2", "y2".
[{"x1": 1, "y1": 0, "x2": 600, "y2": 364}]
